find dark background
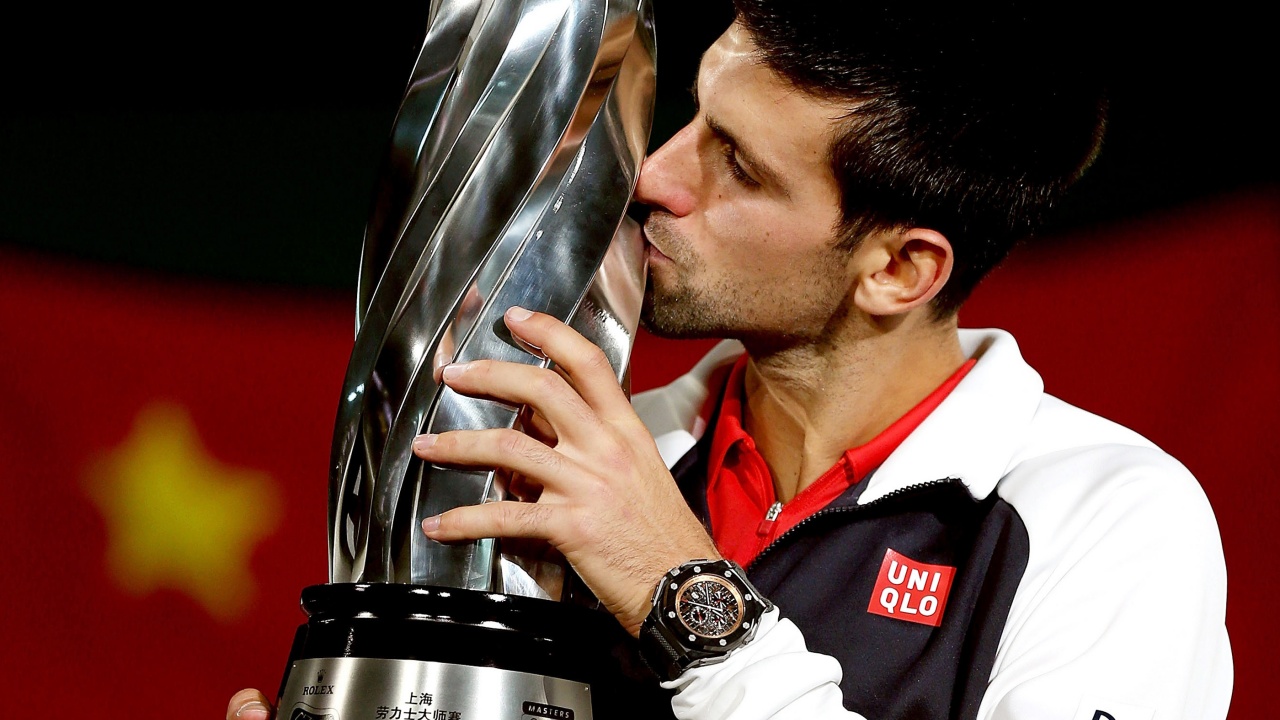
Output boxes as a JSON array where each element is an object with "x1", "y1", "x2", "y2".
[{"x1": 1, "y1": 2, "x2": 1274, "y2": 285}]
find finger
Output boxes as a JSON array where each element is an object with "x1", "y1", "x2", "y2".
[
  {"x1": 439, "y1": 360, "x2": 600, "y2": 440},
  {"x1": 432, "y1": 324, "x2": 456, "y2": 384},
  {"x1": 227, "y1": 689, "x2": 273, "y2": 720},
  {"x1": 422, "y1": 500, "x2": 560, "y2": 543},
  {"x1": 503, "y1": 307, "x2": 634, "y2": 420},
  {"x1": 433, "y1": 286, "x2": 486, "y2": 383},
  {"x1": 412, "y1": 428, "x2": 582, "y2": 492}
]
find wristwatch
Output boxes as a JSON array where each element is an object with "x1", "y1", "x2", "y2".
[{"x1": 638, "y1": 558, "x2": 773, "y2": 682}]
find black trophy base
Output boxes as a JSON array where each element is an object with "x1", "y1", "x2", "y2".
[{"x1": 277, "y1": 583, "x2": 671, "y2": 720}]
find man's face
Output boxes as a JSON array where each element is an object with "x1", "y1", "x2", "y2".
[{"x1": 636, "y1": 22, "x2": 853, "y2": 345}]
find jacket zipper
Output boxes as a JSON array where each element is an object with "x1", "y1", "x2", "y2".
[
  {"x1": 747, "y1": 479, "x2": 955, "y2": 572},
  {"x1": 751, "y1": 500, "x2": 786, "y2": 560},
  {"x1": 756, "y1": 501, "x2": 784, "y2": 534}
]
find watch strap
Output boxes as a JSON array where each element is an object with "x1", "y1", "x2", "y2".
[{"x1": 639, "y1": 615, "x2": 696, "y2": 682}]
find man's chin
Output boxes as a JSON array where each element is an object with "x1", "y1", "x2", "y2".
[
  {"x1": 638, "y1": 312, "x2": 690, "y2": 339},
  {"x1": 640, "y1": 292, "x2": 722, "y2": 341},
  {"x1": 638, "y1": 293, "x2": 675, "y2": 338}
]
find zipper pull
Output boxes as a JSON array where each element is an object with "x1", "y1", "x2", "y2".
[{"x1": 756, "y1": 501, "x2": 784, "y2": 535}]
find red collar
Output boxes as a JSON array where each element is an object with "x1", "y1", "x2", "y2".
[{"x1": 706, "y1": 354, "x2": 977, "y2": 567}]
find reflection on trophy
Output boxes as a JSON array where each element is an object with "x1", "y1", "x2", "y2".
[{"x1": 276, "y1": 0, "x2": 655, "y2": 717}]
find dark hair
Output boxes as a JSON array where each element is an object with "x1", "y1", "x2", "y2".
[{"x1": 732, "y1": 2, "x2": 1107, "y2": 317}]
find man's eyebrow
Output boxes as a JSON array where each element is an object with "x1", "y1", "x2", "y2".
[{"x1": 704, "y1": 114, "x2": 790, "y2": 196}]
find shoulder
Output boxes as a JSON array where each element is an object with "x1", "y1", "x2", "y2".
[
  {"x1": 992, "y1": 395, "x2": 1227, "y2": 675},
  {"x1": 1003, "y1": 395, "x2": 1210, "y2": 516},
  {"x1": 979, "y1": 398, "x2": 1231, "y2": 718},
  {"x1": 999, "y1": 394, "x2": 1221, "y2": 553}
]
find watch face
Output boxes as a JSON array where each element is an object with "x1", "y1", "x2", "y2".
[{"x1": 675, "y1": 574, "x2": 744, "y2": 639}]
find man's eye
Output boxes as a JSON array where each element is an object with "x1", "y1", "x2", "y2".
[{"x1": 721, "y1": 145, "x2": 759, "y2": 187}]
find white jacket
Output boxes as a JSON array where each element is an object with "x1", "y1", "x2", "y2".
[{"x1": 632, "y1": 328, "x2": 1232, "y2": 720}]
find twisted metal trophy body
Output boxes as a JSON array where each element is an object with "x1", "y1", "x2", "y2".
[
  {"x1": 276, "y1": 5, "x2": 655, "y2": 715},
  {"x1": 328, "y1": 0, "x2": 655, "y2": 593}
]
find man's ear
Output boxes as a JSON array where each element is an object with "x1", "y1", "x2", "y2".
[{"x1": 851, "y1": 227, "x2": 954, "y2": 317}]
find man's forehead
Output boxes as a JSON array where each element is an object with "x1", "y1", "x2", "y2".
[
  {"x1": 698, "y1": 21, "x2": 848, "y2": 113},
  {"x1": 695, "y1": 23, "x2": 845, "y2": 187},
  {"x1": 696, "y1": 21, "x2": 767, "y2": 96},
  {"x1": 706, "y1": 20, "x2": 756, "y2": 64}
]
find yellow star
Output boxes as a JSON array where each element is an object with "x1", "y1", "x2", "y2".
[{"x1": 84, "y1": 402, "x2": 280, "y2": 621}]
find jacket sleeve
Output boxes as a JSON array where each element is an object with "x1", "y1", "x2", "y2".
[{"x1": 663, "y1": 608, "x2": 867, "y2": 720}]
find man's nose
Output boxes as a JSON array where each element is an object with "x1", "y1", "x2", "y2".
[{"x1": 633, "y1": 123, "x2": 699, "y2": 217}]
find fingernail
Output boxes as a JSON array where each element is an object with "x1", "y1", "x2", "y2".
[
  {"x1": 422, "y1": 515, "x2": 441, "y2": 533},
  {"x1": 413, "y1": 434, "x2": 438, "y2": 452},
  {"x1": 441, "y1": 363, "x2": 467, "y2": 382},
  {"x1": 236, "y1": 702, "x2": 271, "y2": 720},
  {"x1": 506, "y1": 306, "x2": 533, "y2": 321}
]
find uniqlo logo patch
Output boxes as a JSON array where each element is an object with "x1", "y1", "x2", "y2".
[{"x1": 867, "y1": 548, "x2": 956, "y2": 627}]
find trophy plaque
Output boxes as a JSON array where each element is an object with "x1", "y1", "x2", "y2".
[{"x1": 276, "y1": 0, "x2": 656, "y2": 717}]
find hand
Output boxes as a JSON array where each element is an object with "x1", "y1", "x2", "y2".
[
  {"x1": 415, "y1": 306, "x2": 721, "y2": 637},
  {"x1": 226, "y1": 689, "x2": 273, "y2": 720}
]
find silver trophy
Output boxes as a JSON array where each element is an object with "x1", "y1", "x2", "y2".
[{"x1": 276, "y1": 0, "x2": 655, "y2": 717}]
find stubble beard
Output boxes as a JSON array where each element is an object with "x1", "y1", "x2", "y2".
[
  {"x1": 639, "y1": 214, "x2": 855, "y2": 352},
  {"x1": 641, "y1": 270, "x2": 740, "y2": 339},
  {"x1": 641, "y1": 268, "x2": 832, "y2": 352},
  {"x1": 639, "y1": 218, "x2": 744, "y2": 339}
]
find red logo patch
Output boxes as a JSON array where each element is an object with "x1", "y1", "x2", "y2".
[{"x1": 867, "y1": 548, "x2": 956, "y2": 627}]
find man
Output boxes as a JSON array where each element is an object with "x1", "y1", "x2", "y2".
[{"x1": 230, "y1": 3, "x2": 1230, "y2": 718}]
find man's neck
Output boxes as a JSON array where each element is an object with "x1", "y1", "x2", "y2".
[{"x1": 740, "y1": 315, "x2": 965, "y2": 504}]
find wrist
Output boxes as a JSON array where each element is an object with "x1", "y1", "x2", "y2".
[{"x1": 622, "y1": 545, "x2": 724, "y2": 637}]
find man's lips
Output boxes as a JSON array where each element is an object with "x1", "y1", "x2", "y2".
[{"x1": 642, "y1": 227, "x2": 672, "y2": 263}]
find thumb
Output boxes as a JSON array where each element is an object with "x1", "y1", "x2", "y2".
[{"x1": 227, "y1": 689, "x2": 274, "y2": 720}]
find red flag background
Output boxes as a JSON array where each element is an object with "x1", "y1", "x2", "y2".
[{"x1": 1, "y1": 189, "x2": 1276, "y2": 715}]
